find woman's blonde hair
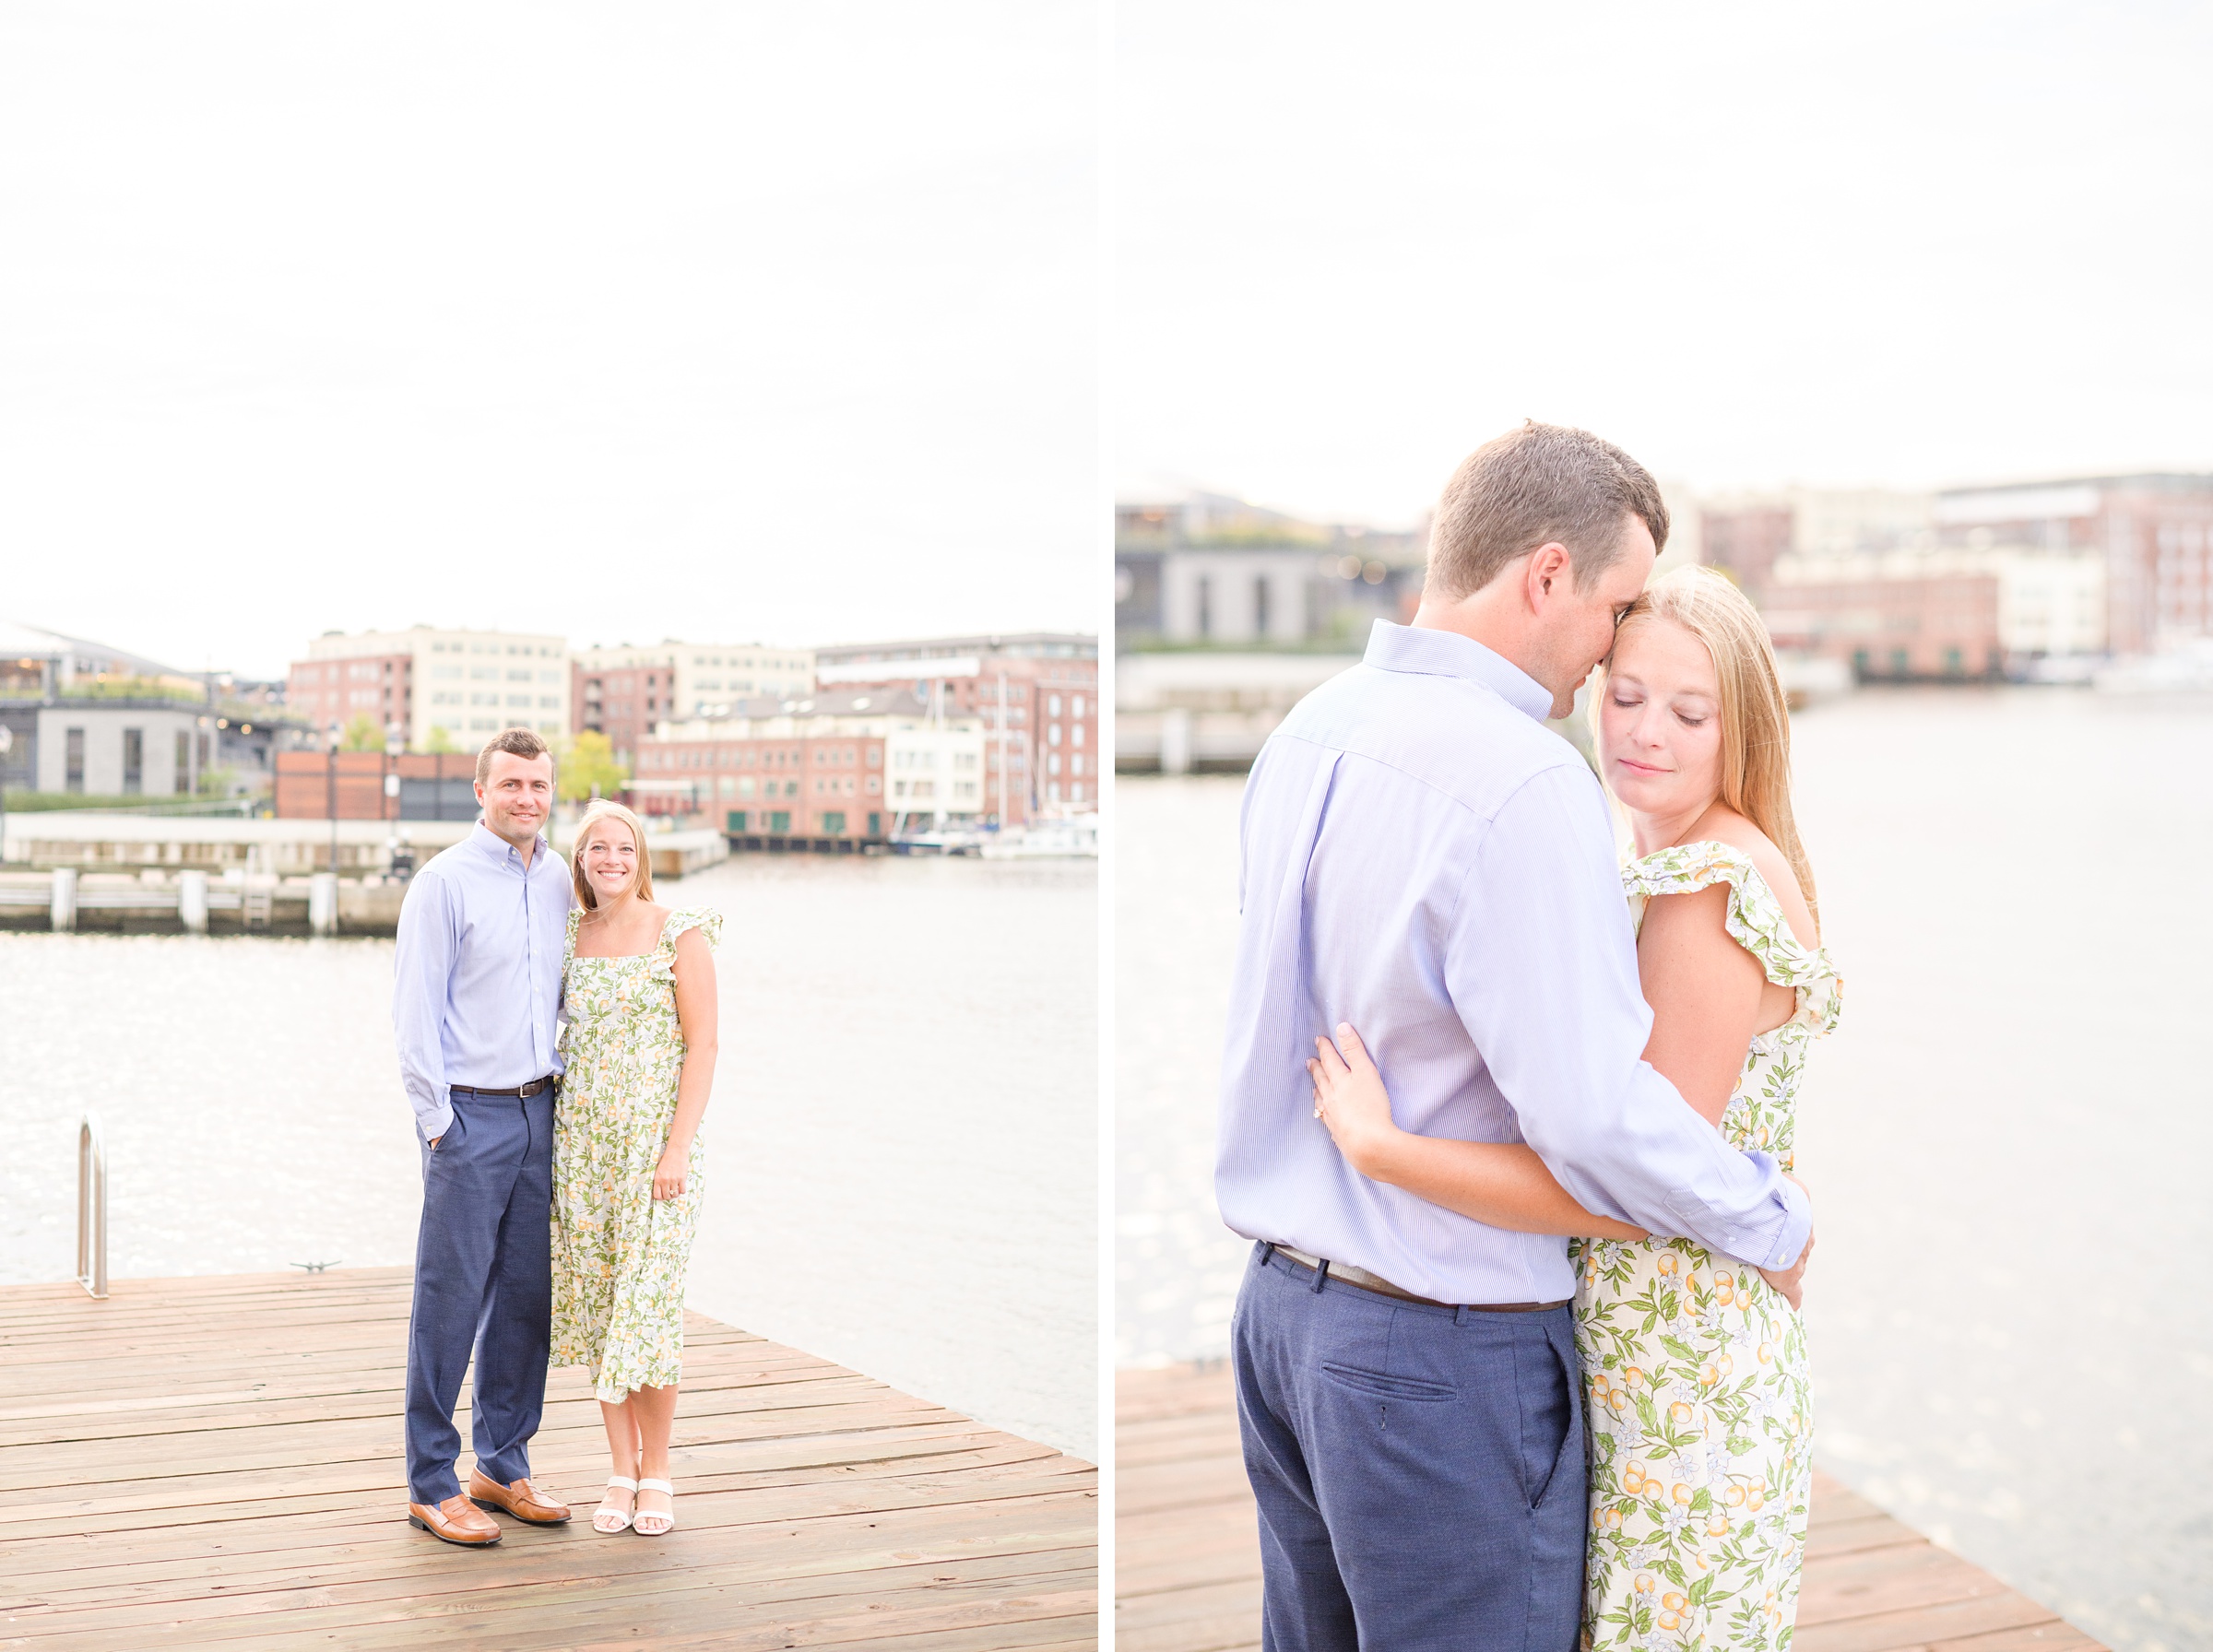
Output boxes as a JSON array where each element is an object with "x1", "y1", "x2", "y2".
[
  {"x1": 570, "y1": 801, "x2": 655, "y2": 910},
  {"x1": 1595, "y1": 564, "x2": 1819, "y2": 929}
]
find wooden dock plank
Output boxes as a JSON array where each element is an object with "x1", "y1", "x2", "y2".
[
  {"x1": 1114, "y1": 1361, "x2": 2092, "y2": 1652},
  {"x1": 0, "y1": 1270, "x2": 1095, "y2": 1648}
]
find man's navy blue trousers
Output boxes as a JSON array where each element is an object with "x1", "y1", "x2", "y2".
[
  {"x1": 404, "y1": 1090, "x2": 555, "y2": 1504},
  {"x1": 1232, "y1": 1242, "x2": 1588, "y2": 1651}
]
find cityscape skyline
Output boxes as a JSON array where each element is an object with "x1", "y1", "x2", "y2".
[{"x1": 1119, "y1": 458, "x2": 2213, "y2": 539}]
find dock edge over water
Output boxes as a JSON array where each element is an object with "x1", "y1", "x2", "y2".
[
  {"x1": 1116, "y1": 1360, "x2": 2100, "y2": 1652},
  {"x1": 0, "y1": 1268, "x2": 1097, "y2": 1648}
]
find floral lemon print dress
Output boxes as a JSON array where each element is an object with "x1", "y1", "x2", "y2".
[
  {"x1": 1572, "y1": 843, "x2": 1841, "y2": 1652},
  {"x1": 550, "y1": 906, "x2": 722, "y2": 1402}
]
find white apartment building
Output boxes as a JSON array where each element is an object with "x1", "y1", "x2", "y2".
[
  {"x1": 1992, "y1": 549, "x2": 2106, "y2": 656},
  {"x1": 883, "y1": 719, "x2": 988, "y2": 820},
  {"x1": 289, "y1": 628, "x2": 570, "y2": 751}
]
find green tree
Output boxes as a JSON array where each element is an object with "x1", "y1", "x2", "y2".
[
  {"x1": 339, "y1": 714, "x2": 384, "y2": 751},
  {"x1": 425, "y1": 726, "x2": 459, "y2": 753},
  {"x1": 558, "y1": 730, "x2": 630, "y2": 802}
]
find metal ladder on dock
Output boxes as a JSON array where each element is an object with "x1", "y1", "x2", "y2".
[{"x1": 78, "y1": 1113, "x2": 107, "y2": 1299}]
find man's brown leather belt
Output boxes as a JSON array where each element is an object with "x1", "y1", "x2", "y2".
[
  {"x1": 1271, "y1": 1244, "x2": 1568, "y2": 1314},
  {"x1": 451, "y1": 1078, "x2": 556, "y2": 1099}
]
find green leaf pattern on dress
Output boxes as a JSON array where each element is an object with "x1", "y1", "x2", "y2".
[
  {"x1": 550, "y1": 905, "x2": 722, "y2": 1402},
  {"x1": 1573, "y1": 842, "x2": 1840, "y2": 1652}
]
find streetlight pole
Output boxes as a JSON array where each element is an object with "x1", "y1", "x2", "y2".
[
  {"x1": 0, "y1": 724, "x2": 13, "y2": 867},
  {"x1": 384, "y1": 723, "x2": 405, "y2": 877},
  {"x1": 326, "y1": 722, "x2": 341, "y2": 875},
  {"x1": 384, "y1": 723, "x2": 403, "y2": 823}
]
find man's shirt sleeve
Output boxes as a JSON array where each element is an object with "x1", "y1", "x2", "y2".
[
  {"x1": 393, "y1": 871, "x2": 457, "y2": 1144},
  {"x1": 1441, "y1": 762, "x2": 1811, "y2": 1269}
]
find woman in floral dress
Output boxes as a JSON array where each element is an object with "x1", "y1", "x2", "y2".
[
  {"x1": 1310, "y1": 566, "x2": 1840, "y2": 1650},
  {"x1": 551, "y1": 801, "x2": 721, "y2": 1538}
]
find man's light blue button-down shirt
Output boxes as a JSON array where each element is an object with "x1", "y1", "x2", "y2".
[
  {"x1": 1216, "y1": 620, "x2": 1812, "y2": 1304},
  {"x1": 393, "y1": 822, "x2": 572, "y2": 1143}
]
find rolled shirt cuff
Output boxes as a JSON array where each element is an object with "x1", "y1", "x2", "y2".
[
  {"x1": 1757, "y1": 1166, "x2": 1813, "y2": 1270},
  {"x1": 411, "y1": 1089, "x2": 453, "y2": 1145},
  {"x1": 1662, "y1": 1150, "x2": 1810, "y2": 1269}
]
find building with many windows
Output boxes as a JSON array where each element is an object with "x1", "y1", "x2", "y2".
[
  {"x1": 631, "y1": 687, "x2": 984, "y2": 846},
  {"x1": 1699, "y1": 489, "x2": 1937, "y2": 605},
  {"x1": 1763, "y1": 546, "x2": 2105, "y2": 678},
  {"x1": 287, "y1": 628, "x2": 571, "y2": 751},
  {"x1": 570, "y1": 642, "x2": 815, "y2": 769},
  {"x1": 812, "y1": 632, "x2": 1095, "y2": 822},
  {"x1": 1933, "y1": 475, "x2": 2213, "y2": 657}
]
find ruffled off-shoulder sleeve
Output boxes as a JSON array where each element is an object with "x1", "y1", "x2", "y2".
[
  {"x1": 647, "y1": 907, "x2": 723, "y2": 980},
  {"x1": 1623, "y1": 842, "x2": 1841, "y2": 1036}
]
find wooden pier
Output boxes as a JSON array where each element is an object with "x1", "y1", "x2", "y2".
[
  {"x1": 1117, "y1": 1362, "x2": 2097, "y2": 1652},
  {"x1": 0, "y1": 1268, "x2": 1095, "y2": 1648}
]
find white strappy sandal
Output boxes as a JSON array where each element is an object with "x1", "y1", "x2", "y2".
[
  {"x1": 633, "y1": 1478, "x2": 676, "y2": 1536},
  {"x1": 594, "y1": 1476, "x2": 638, "y2": 1534}
]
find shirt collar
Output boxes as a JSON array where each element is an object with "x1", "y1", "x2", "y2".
[
  {"x1": 1362, "y1": 620, "x2": 1555, "y2": 723},
  {"x1": 471, "y1": 820, "x2": 548, "y2": 867}
]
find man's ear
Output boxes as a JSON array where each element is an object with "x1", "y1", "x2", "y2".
[{"x1": 1526, "y1": 542, "x2": 1571, "y2": 609}]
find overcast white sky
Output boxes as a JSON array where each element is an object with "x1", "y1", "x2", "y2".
[
  {"x1": 1117, "y1": 2, "x2": 2213, "y2": 527},
  {"x1": 1, "y1": 4, "x2": 1097, "y2": 679}
]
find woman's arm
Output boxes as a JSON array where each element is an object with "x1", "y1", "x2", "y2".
[
  {"x1": 1638, "y1": 884, "x2": 1814, "y2": 1307},
  {"x1": 1308, "y1": 1027, "x2": 1646, "y2": 1241},
  {"x1": 1636, "y1": 883, "x2": 1770, "y2": 1126},
  {"x1": 656, "y1": 926, "x2": 720, "y2": 1199}
]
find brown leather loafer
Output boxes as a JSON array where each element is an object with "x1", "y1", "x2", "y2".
[
  {"x1": 408, "y1": 1493, "x2": 503, "y2": 1545},
  {"x1": 467, "y1": 1469, "x2": 572, "y2": 1525}
]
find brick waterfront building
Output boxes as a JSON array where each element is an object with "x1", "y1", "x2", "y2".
[
  {"x1": 811, "y1": 632, "x2": 1096, "y2": 825},
  {"x1": 1700, "y1": 485, "x2": 2114, "y2": 678},
  {"x1": 1934, "y1": 475, "x2": 2213, "y2": 656},
  {"x1": 572, "y1": 641, "x2": 814, "y2": 769},
  {"x1": 1761, "y1": 567, "x2": 2005, "y2": 679},
  {"x1": 631, "y1": 687, "x2": 987, "y2": 848}
]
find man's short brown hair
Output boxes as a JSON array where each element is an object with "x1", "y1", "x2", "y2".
[
  {"x1": 475, "y1": 726, "x2": 553, "y2": 785},
  {"x1": 1424, "y1": 420, "x2": 1670, "y2": 601}
]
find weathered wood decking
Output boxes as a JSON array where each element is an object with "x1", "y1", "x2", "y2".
[
  {"x1": 1117, "y1": 1362, "x2": 2096, "y2": 1652},
  {"x1": 0, "y1": 1268, "x2": 1095, "y2": 1649}
]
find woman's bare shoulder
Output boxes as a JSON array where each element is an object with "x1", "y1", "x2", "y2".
[{"x1": 1693, "y1": 809, "x2": 1817, "y2": 948}]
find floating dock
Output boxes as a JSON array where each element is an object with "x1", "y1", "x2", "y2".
[
  {"x1": 0, "y1": 1268, "x2": 1096, "y2": 1647},
  {"x1": 1116, "y1": 1361, "x2": 2096, "y2": 1652},
  {"x1": 0, "y1": 822, "x2": 731, "y2": 935}
]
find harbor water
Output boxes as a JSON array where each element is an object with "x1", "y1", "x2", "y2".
[
  {"x1": 4, "y1": 851, "x2": 1097, "y2": 1464},
  {"x1": 1117, "y1": 687, "x2": 2213, "y2": 1652}
]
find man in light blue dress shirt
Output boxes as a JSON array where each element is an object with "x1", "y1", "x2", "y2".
[
  {"x1": 1218, "y1": 424, "x2": 1814, "y2": 1650},
  {"x1": 393, "y1": 728, "x2": 574, "y2": 1545}
]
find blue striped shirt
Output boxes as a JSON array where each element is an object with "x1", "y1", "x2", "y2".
[
  {"x1": 1216, "y1": 620, "x2": 1811, "y2": 1304},
  {"x1": 392, "y1": 823, "x2": 572, "y2": 1143}
]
